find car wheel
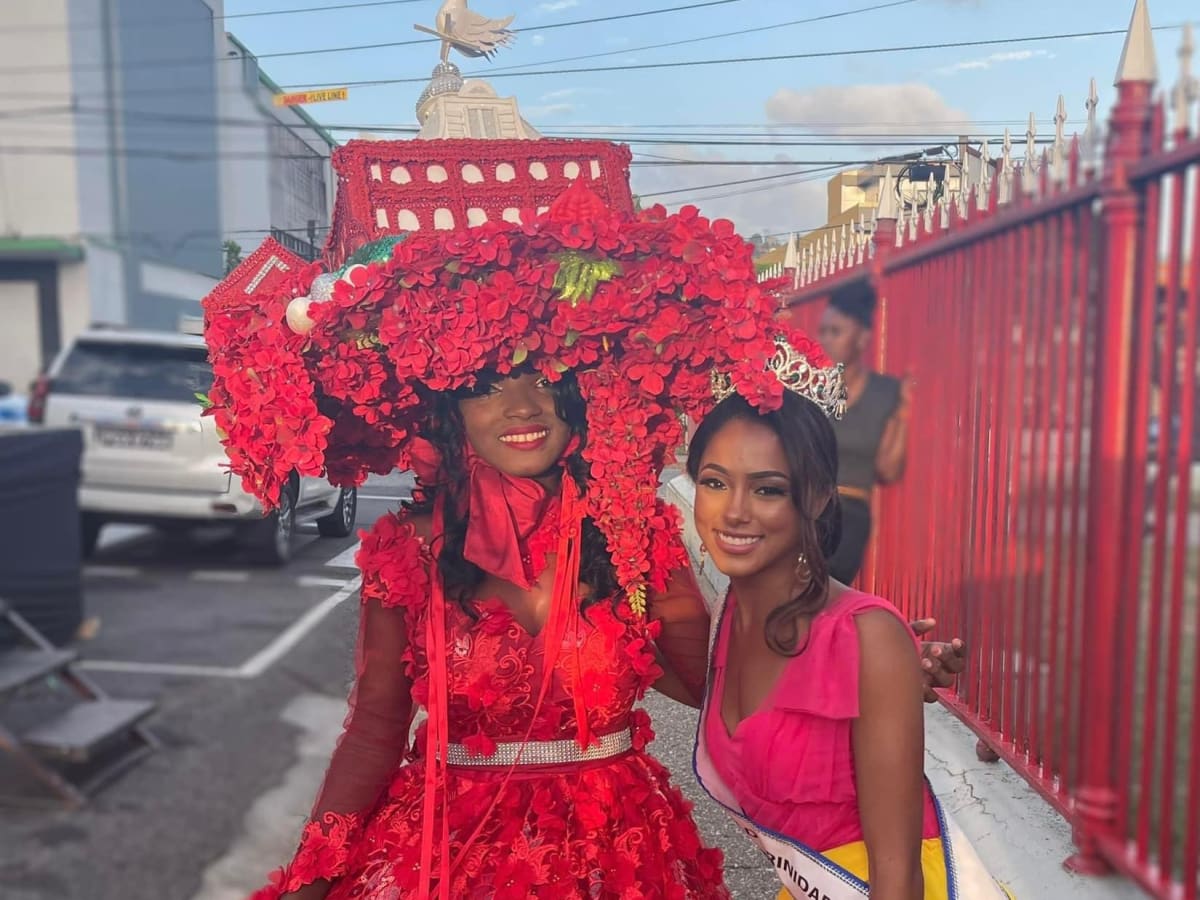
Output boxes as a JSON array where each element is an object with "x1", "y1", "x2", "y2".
[
  {"x1": 81, "y1": 514, "x2": 104, "y2": 559},
  {"x1": 317, "y1": 488, "x2": 357, "y2": 538},
  {"x1": 246, "y1": 482, "x2": 296, "y2": 566}
]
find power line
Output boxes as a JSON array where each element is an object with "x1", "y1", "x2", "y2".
[
  {"x1": 0, "y1": 145, "x2": 331, "y2": 162},
  {"x1": 468, "y1": 0, "x2": 918, "y2": 75},
  {"x1": 654, "y1": 170, "x2": 837, "y2": 206},
  {"x1": 0, "y1": 21, "x2": 1176, "y2": 101},
  {"x1": 279, "y1": 24, "x2": 1182, "y2": 90},
  {"x1": 0, "y1": 107, "x2": 1042, "y2": 150},
  {"x1": 0, "y1": 107, "x2": 1066, "y2": 152},
  {"x1": 222, "y1": 0, "x2": 424, "y2": 21},
  {"x1": 638, "y1": 165, "x2": 846, "y2": 199},
  {"x1": 2, "y1": 103, "x2": 1043, "y2": 133},
  {"x1": 1, "y1": 143, "x2": 909, "y2": 166},
  {"x1": 0, "y1": 0, "x2": 426, "y2": 33},
  {"x1": 0, "y1": 0, "x2": 742, "y2": 74},
  {"x1": 0, "y1": 102, "x2": 1073, "y2": 131}
]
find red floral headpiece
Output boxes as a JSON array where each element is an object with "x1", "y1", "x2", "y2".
[{"x1": 203, "y1": 178, "x2": 830, "y2": 611}]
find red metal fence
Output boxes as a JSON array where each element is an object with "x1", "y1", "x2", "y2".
[{"x1": 780, "y1": 16, "x2": 1199, "y2": 898}]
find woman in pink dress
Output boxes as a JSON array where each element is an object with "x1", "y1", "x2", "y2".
[{"x1": 686, "y1": 355, "x2": 1012, "y2": 900}]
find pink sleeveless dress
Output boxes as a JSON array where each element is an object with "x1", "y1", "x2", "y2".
[{"x1": 704, "y1": 589, "x2": 941, "y2": 852}]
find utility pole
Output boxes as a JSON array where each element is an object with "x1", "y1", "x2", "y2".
[{"x1": 100, "y1": 0, "x2": 136, "y2": 324}]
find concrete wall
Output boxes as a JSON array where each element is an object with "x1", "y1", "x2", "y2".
[
  {"x1": 217, "y1": 41, "x2": 273, "y2": 256},
  {"x1": 114, "y1": 0, "x2": 223, "y2": 329},
  {"x1": 218, "y1": 33, "x2": 335, "y2": 258},
  {"x1": 0, "y1": 0, "x2": 82, "y2": 240},
  {"x1": 0, "y1": 0, "x2": 331, "y2": 351}
]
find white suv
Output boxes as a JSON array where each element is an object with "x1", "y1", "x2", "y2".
[{"x1": 30, "y1": 326, "x2": 356, "y2": 565}]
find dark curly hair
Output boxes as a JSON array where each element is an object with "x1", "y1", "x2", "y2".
[
  {"x1": 408, "y1": 369, "x2": 619, "y2": 618},
  {"x1": 686, "y1": 392, "x2": 842, "y2": 656}
]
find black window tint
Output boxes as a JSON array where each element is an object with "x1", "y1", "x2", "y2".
[{"x1": 54, "y1": 342, "x2": 212, "y2": 403}]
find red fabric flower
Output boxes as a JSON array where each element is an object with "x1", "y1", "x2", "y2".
[
  {"x1": 203, "y1": 187, "x2": 828, "y2": 613},
  {"x1": 249, "y1": 811, "x2": 363, "y2": 900}
]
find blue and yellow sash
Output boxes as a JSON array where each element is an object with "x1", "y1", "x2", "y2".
[{"x1": 693, "y1": 604, "x2": 1015, "y2": 900}]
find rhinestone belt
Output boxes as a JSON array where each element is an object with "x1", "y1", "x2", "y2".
[{"x1": 443, "y1": 728, "x2": 633, "y2": 767}]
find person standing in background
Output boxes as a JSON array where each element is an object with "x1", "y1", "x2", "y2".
[{"x1": 818, "y1": 281, "x2": 912, "y2": 584}]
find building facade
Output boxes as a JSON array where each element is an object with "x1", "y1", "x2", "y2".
[
  {"x1": 218, "y1": 32, "x2": 336, "y2": 267},
  {"x1": 0, "y1": 0, "x2": 335, "y2": 393}
]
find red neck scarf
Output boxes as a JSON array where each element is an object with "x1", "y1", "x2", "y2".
[{"x1": 407, "y1": 436, "x2": 572, "y2": 589}]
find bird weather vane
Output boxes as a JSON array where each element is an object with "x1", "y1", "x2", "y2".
[{"x1": 414, "y1": 1, "x2": 516, "y2": 64}]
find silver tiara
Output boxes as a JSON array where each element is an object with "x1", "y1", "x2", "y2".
[{"x1": 711, "y1": 335, "x2": 847, "y2": 420}]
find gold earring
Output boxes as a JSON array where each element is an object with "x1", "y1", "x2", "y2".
[{"x1": 794, "y1": 553, "x2": 811, "y2": 584}]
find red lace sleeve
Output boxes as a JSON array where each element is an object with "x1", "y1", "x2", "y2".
[
  {"x1": 253, "y1": 513, "x2": 429, "y2": 900},
  {"x1": 646, "y1": 565, "x2": 712, "y2": 707}
]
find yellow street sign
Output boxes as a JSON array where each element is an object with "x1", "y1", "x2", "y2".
[{"x1": 273, "y1": 87, "x2": 349, "y2": 108}]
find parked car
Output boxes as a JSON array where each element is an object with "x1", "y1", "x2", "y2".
[
  {"x1": 29, "y1": 326, "x2": 356, "y2": 564},
  {"x1": 0, "y1": 380, "x2": 26, "y2": 425}
]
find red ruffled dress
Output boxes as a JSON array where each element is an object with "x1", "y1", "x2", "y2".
[{"x1": 252, "y1": 504, "x2": 726, "y2": 899}]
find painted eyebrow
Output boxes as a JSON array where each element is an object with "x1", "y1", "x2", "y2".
[{"x1": 699, "y1": 463, "x2": 789, "y2": 480}]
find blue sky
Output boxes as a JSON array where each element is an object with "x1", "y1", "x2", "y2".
[{"x1": 225, "y1": 0, "x2": 1197, "y2": 236}]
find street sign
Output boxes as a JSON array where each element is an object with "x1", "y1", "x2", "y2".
[{"x1": 273, "y1": 87, "x2": 348, "y2": 108}]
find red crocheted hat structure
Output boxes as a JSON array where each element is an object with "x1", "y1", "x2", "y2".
[
  {"x1": 203, "y1": 141, "x2": 830, "y2": 609},
  {"x1": 324, "y1": 138, "x2": 634, "y2": 268}
]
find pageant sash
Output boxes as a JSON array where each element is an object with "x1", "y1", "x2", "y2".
[{"x1": 693, "y1": 602, "x2": 1013, "y2": 900}]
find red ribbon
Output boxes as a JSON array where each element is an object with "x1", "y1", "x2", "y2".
[
  {"x1": 414, "y1": 436, "x2": 589, "y2": 898},
  {"x1": 418, "y1": 477, "x2": 587, "y2": 899},
  {"x1": 409, "y1": 436, "x2": 574, "y2": 589}
]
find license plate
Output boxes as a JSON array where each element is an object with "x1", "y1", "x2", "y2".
[{"x1": 94, "y1": 426, "x2": 174, "y2": 451}]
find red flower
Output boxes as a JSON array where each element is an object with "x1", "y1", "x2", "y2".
[
  {"x1": 462, "y1": 731, "x2": 498, "y2": 758},
  {"x1": 204, "y1": 194, "x2": 829, "y2": 613}
]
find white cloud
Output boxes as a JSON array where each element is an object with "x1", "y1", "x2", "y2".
[
  {"x1": 935, "y1": 48, "x2": 1053, "y2": 75},
  {"x1": 530, "y1": 34, "x2": 546, "y2": 47},
  {"x1": 538, "y1": 0, "x2": 579, "y2": 12},
  {"x1": 765, "y1": 83, "x2": 970, "y2": 134},
  {"x1": 540, "y1": 88, "x2": 582, "y2": 102},
  {"x1": 631, "y1": 83, "x2": 973, "y2": 234}
]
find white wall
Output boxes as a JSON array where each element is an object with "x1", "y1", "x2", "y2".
[
  {"x1": 0, "y1": 0, "x2": 82, "y2": 240},
  {"x1": 82, "y1": 241, "x2": 127, "y2": 326},
  {"x1": 140, "y1": 258, "x2": 218, "y2": 304},
  {"x1": 218, "y1": 33, "x2": 336, "y2": 259},
  {"x1": 218, "y1": 35, "x2": 273, "y2": 253}
]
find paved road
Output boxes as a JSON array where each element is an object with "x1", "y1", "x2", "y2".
[{"x1": 0, "y1": 472, "x2": 776, "y2": 899}]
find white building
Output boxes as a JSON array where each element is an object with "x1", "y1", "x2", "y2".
[
  {"x1": 0, "y1": 0, "x2": 336, "y2": 394},
  {"x1": 217, "y1": 33, "x2": 337, "y2": 266}
]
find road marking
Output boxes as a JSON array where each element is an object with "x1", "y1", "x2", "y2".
[
  {"x1": 77, "y1": 660, "x2": 242, "y2": 678},
  {"x1": 237, "y1": 577, "x2": 361, "y2": 678},
  {"x1": 324, "y1": 542, "x2": 361, "y2": 569},
  {"x1": 358, "y1": 494, "x2": 410, "y2": 502},
  {"x1": 76, "y1": 577, "x2": 360, "y2": 681},
  {"x1": 296, "y1": 574, "x2": 351, "y2": 588},
  {"x1": 190, "y1": 570, "x2": 252, "y2": 583},
  {"x1": 84, "y1": 565, "x2": 143, "y2": 579},
  {"x1": 95, "y1": 524, "x2": 152, "y2": 550}
]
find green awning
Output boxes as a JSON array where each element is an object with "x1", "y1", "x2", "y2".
[{"x1": 0, "y1": 238, "x2": 85, "y2": 263}]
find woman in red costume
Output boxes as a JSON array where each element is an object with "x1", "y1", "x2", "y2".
[{"x1": 205, "y1": 177, "x2": 962, "y2": 899}]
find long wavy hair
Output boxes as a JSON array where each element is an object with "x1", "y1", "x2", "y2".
[
  {"x1": 408, "y1": 369, "x2": 619, "y2": 617},
  {"x1": 686, "y1": 392, "x2": 842, "y2": 655}
]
